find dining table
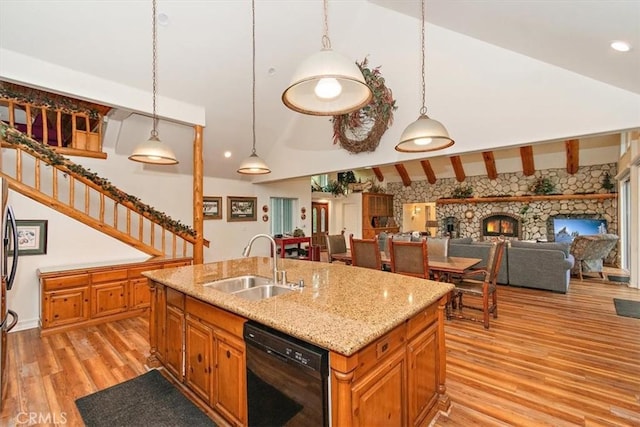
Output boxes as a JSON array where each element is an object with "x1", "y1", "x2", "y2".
[{"x1": 330, "y1": 250, "x2": 482, "y2": 282}]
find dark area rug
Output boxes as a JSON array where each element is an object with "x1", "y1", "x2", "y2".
[
  {"x1": 75, "y1": 369, "x2": 216, "y2": 427},
  {"x1": 613, "y1": 298, "x2": 640, "y2": 319}
]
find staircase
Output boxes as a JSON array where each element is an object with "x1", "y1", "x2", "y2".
[{"x1": 1, "y1": 122, "x2": 206, "y2": 258}]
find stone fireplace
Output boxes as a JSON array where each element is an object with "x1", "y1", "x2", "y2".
[{"x1": 480, "y1": 212, "x2": 522, "y2": 240}]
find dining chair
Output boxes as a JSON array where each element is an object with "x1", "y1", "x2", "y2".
[
  {"x1": 325, "y1": 231, "x2": 348, "y2": 264},
  {"x1": 388, "y1": 236, "x2": 430, "y2": 279},
  {"x1": 426, "y1": 237, "x2": 450, "y2": 258},
  {"x1": 349, "y1": 234, "x2": 382, "y2": 270},
  {"x1": 449, "y1": 239, "x2": 506, "y2": 329}
]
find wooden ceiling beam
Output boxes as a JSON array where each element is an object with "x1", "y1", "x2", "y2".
[
  {"x1": 394, "y1": 164, "x2": 412, "y2": 187},
  {"x1": 565, "y1": 139, "x2": 579, "y2": 174},
  {"x1": 420, "y1": 160, "x2": 436, "y2": 184},
  {"x1": 450, "y1": 156, "x2": 466, "y2": 182},
  {"x1": 520, "y1": 146, "x2": 535, "y2": 176},
  {"x1": 372, "y1": 167, "x2": 384, "y2": 182},
  {"x1": 482, "y1": 151, "x2": 498, "y2": 180}
]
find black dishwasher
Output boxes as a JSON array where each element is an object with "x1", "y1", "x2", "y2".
[{"x1": 244, "y1": 321, "x2": 329, "y2": 427}]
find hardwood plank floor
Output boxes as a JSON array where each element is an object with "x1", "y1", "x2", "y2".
[{"x1": 1, "y1": 276, "x2": 638, "y2": 426}]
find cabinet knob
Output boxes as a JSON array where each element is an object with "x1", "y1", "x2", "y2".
[{"x1": 226, "y1": 350, "x2": 231, "y2": 359}]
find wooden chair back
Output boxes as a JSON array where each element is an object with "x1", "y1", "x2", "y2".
[
  {"x1": 388, "y1": 236, "x2": 430, "y2": 279},
  {"x1": 349, "y1": 234, "x2": 382, "y2": 270},
  {"x1": 426, "y1": 237, "x2": 450, "y2": 258},
  {"x1": 325, "y1": 232, "x2": 347, "y2": 263}
]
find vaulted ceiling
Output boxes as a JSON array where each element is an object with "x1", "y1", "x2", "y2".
[{"x1": 1, "y1": 1, "x2": 638, "y2": 182}]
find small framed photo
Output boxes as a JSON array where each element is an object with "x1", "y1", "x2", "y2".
[
  {"x1": 14, "y1": 220, "x2": 48, "y2": 256},
  {"x1": 227, "y1": 196, "x2": 257, "y2": 222},
  {"x1": 203, "y1": 196, "x2": 222, "y2": 220}
]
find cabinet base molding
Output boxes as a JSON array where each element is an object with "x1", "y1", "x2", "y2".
[{"x1": 40, "y1": 308, "x2": 148, "y2": 337}]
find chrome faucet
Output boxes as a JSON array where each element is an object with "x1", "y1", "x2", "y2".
[{"x1": 242, "y1": 234, "x2": 282, "y2": 285}]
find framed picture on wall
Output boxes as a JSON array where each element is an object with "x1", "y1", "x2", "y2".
[
  {"x1": 13, "y1": 220, "x2": 48, "y2": 256},
  {"x1": 227, "y1": 196, "x2": 257, "y2": 222},
  {"x1": 203, "y1": 196, "x2": 223, "y2": 220}
]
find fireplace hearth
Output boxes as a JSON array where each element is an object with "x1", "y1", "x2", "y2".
[{"x1": 480, "y1": 213, "x2": 521, "y2": 240}]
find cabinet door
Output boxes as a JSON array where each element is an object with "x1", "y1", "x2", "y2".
[
  {"x1": 92, "y1": 280, "x2": 128, "y2": 317},
  {"x1": 130, "y1": 277, "x2": 151, "y2": 309},
  {"x1": 407, "y1": 323, "x2": 438, "y2": 426},
  {"x1": 352, "y1": 348, "x2": 406, "y2": 427},
  {"x1": 185, "y1": 317, "x2": 213, "y2": 404},
  {"x1": 214, "y1": 329, "x2": 246, "y2": 426},
  {"x1": 165, "y1": 304, "x2": 184, "y2": 380},
  {"x1": 42, "y1": 287, "x2": 90, "y2": 328}
]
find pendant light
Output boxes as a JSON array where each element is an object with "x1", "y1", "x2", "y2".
[
  {"x1": 395, "y1": 0, "x2": 454, "y2": 153},
  {"x1": 282, "y1": 0, "x2": 372, "y2": 116},
  {"x1": 129, "y1": 0, "x2": 178, "y2": 165},
  {"x1": 238, "y1": 0, "x2": 271, "y2": 175}
]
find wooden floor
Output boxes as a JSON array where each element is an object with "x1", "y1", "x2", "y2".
[{"x1": 1, "y1": 275, "x2": 638, "y2": 427}]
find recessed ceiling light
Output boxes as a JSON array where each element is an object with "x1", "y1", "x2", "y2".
[
  {"x1": 224, "y1": 151, "x2": 232, "y2": 158},
  {"x1": 610, "y1": 40, "x2": 631, "y2": 52}
]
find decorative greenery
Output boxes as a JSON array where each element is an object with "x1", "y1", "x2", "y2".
[
  {"x1": 0, "y1": 82, "x2": 102, "y2": 120},
  {"x1": 451, "y1": 185, "x2": 473, "y2": 199},
  {"x1": 337, "y1": 171, "x2": 357, "y2": 187},
  {"x1": 602, "y1": 172, "x2": 616, "y2": 192},
  {"x1": 323, "y1": 180, "x2": 347, "y2": 197},
  {"x1": 530, "y1": 177, "x2": 556, "y2": 195},
  {"x1": 0, "y1": 122, "x2": 196, "y2": 237},
  {"x1": 331, "y1": 57, "x2": 397, "y2": 153},
  {"x1": 367, "y1": 179, "x2": 385, "y2": 194}
]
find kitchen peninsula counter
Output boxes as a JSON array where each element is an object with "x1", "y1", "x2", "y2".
[
  {"x1": 142, "y1": 256, "x2": 453, "y2": 356},
  {"x1": 143, "y1": 257, "x2": 454, "y2": 426}
]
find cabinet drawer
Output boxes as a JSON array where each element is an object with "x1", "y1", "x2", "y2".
[
  {"x1": 167, "y1": 287, "x2": 185, "y2": 310},
  {"x1": 186, "y1": 297, "x2": 245, "y2": 338},
  {"x1": 42, "y1": 274, "x2": 90, "y2": 291},
  {"x1": 91, "y1": 269, "x2": 128, "y2": 284},
  {"x1": 128, "y1": 265, "x2": 160, "y2": 279},
  {"x1": 352, "y1": 324, "x2": 405, "y2": 380},
  {"x1": 406, "y1": 302, "x2": 437, "y2": 339},
  {"x1": 163, "y1": 261, "x2": 191, "y2": 269}
]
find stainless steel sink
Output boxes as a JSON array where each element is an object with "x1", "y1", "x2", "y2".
[
  {"x1": 203, "y1": 275, "x2": 295, "y2": 300},
  {"x1": 232, "y1": 285, "x2": 294, "y2": 301},
  {"x1": 203, "y1": 275, "x2": 272, "y2": 293}
]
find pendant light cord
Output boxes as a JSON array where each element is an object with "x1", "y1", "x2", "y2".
[
  {"x1": 151, "y1": 0, "x2": 158, "y2": 137},
  {"x1": 251, "y1": 0, "x2": 257, "y2": 155},
  {"x1": 321, "y1": 0, "x2": 331, "y2": 49},
  {"x1": 420, "y1": 0, "x2": 427, "y2": 116}
]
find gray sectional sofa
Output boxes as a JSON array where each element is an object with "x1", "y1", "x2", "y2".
[{"x1": 449, "y1": 238, "x2": 575, "y2": 293}]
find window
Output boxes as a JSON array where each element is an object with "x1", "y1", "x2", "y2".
[
  {"x1": 311, "y1": 174, "x2": 328, "y2": 190},
  {"x1": 271, "y1": 197, "x2": 297, "y2": 235}
]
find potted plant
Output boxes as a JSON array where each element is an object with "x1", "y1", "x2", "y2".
[
  {"x1": 451, "y1": 185, "x2": 473, "y2": 199},
  {"x1": 602, "y1": 172, "x2": 616, "y2": 193}
]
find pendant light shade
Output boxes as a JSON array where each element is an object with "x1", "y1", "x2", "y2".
[
  {"x1": 237, "y1": 151, "x2": 271, "y2": 174},
  {"x1": 129, "y1": 133, "x2": 179, "y2": 164},
  {"x1": 129, "y1": 0, "x2": 178, "y2": 165},
  {"x1": 282, "y1": 0, "x2": 372, "y2": 116},
  {"x1": 395, "y1": 114, "x2": 454, "y2": 152},
  {"x1": 282, "y1": 48, "x2": 372, "y2": 116},
  {"x1": 395, "y1": 0, "x2": 453, "y2": 153},
  {"x1": 238, "y1": 0, "x2": 270, "y2": 175}
]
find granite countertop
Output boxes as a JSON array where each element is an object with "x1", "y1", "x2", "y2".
[{"x1": 143, "y1": 257, "x2": 454, "y2": 356}]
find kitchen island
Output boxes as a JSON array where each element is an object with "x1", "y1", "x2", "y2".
[{"x1": 143, "y1": 257, "x2": 454, "y2": 426}]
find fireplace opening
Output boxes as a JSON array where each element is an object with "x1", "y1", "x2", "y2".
[{"x1": 481, "y1": 214, "x2": 520, "y2": 240}]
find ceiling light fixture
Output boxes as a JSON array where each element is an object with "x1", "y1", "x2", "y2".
[
  {"x1": 610, "y1": 40, "x2": 631, "y2": 52},
  {"x1": 129, "y1": 0, "x2": 178, "y2": 165},
  {"x1": 238, "y1": 0, "x2": 270, "y2": 175},
  {"x1": 281, "y1": 0, "x2": 372, "y2": 116},
  {"x1": 395, "y1": 0, "x2": 454, "y2": 153}
]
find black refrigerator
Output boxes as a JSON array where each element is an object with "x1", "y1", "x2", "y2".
[{"x1": 0, "y1": 177, "x2": 19, "y2": 409}]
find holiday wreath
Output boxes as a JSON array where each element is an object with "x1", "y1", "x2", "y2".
[{"x1": 332, "y1": 58, "x2": 397, "y2": 153}]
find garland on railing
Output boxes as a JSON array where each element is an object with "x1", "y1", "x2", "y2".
[
  {"x1": 0, "y1": 82, "x2": 102, "y2": 120},
  {"x1": 0, "y1": 122, "x2": 196, "y2": 237}
]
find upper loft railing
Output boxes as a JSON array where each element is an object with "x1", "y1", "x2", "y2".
[
  {"x1": 0, "y1": 81, "x2": 109, "y2": 159},
  {"x1": 1, "y1": 122, "x2": 208, "y2": 258}
]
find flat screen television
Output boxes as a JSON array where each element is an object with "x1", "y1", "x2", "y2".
[{"x1": 552, "y1": 218, "x2": 608, "y2": 243}]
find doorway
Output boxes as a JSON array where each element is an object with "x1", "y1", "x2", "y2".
[{"x1": 311, "y1": 202, "x2": 329, "y2": 249}]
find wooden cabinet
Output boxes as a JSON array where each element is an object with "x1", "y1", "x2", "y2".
[
  {"x1": 151, "y1": 289, "x2": 246, "y2": 426},
  {"x1": 362, "y1": 193, "x2": 399, "y2": 239},
  {"x1": 330, "y1": 297, "x2": 447, "y2": 426},
  {"x1": 39, "y1": 258, "x2": 192, "y2": 335}
]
